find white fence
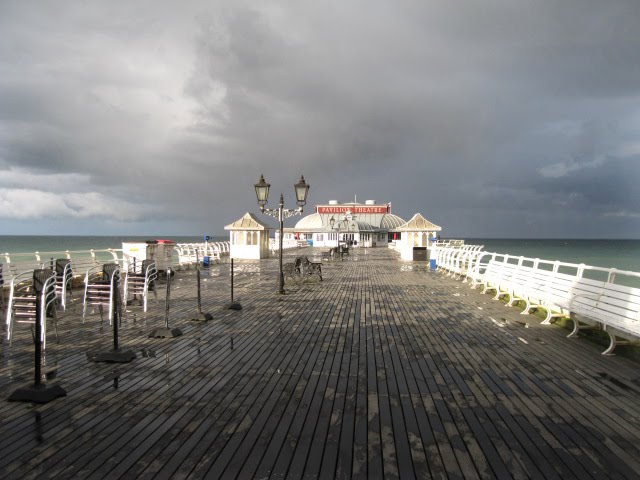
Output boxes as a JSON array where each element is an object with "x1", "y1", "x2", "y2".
[
  {"x1": 173, "y1": 242, "x2": 230, "y2": 268},
  {"x1": 269, "y1": 238, "x2": 304, "y2": 253},
  {"x1": 1, "y1": 241, "x2": 233, "y2": 285},
  {"x1": 2, "y1": 249, "x2": 122, "y2": 284}
]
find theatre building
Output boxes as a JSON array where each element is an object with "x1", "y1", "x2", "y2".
[{"x1": 281, "y1": 199, "x2": 439, "y2": 249}]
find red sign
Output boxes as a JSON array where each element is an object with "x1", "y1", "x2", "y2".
[{"x1": 316, "y1": 205, "x2": 389, "y2": 214}]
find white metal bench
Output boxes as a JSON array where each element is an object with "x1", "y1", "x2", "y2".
[
  {"x1": 579, "y1": 279, "x2": 640, "y2": 354},
  {"x1": 478, "y1": 257, "x2": 518, "y2": 300},
  {"x1": 439, "y1": 247, "x2": 640, "y2": 355},
  {"x1": 472, "y1": 255, "x2": 640, "y2": 355},
  {"x1": 529, "y1": 267, "x2": 640, "y2": 354}
]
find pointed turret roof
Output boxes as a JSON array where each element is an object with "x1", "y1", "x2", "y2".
[
  {"x1": 224, "y1": 212, "x2": 271, "y2": 230},
  {"x1": 396, "y1": 213, "x2": 442, "y2": 232}
]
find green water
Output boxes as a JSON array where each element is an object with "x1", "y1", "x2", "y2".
[{"x1": 466, "y1": 238, "x2": 640, "y2": 273}]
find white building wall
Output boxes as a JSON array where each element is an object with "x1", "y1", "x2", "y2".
[{"x1": 229, "y1": 230, "x2": 270, "y2": 259}]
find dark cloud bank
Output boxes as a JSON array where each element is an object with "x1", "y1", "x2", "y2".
[{"x1": 0, "y1": 0, "x2": 639, "y2": 237}]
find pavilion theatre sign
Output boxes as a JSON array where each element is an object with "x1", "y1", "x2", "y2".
[{"x1": 316, "y1": 205, "x2": 389, "y2": 214}]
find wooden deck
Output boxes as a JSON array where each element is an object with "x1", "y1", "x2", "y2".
[{"x1": 1, "y1": 247, "x2": 640, "y2": 479}]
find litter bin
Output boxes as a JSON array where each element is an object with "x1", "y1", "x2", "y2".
[
  {"x1": 429, "y1": 242, "x2": 437, "y2": 270},
  {"x1": 122, "y1": 239, "x2": 176, "y2": 275},
  {"x1": 203, "y1": 256, "x2": 210, "y2": 267}
]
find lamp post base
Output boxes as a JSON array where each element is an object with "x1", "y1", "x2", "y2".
[
  {"x1": 92, "y1": 349, "x2": 137, "y2": 363},
  {"x1": 8, "y1": 383, "x2": 67, "y2": 403},
  {"x1": 149, "y1": 327, "x2": 183, "y2": 338}
]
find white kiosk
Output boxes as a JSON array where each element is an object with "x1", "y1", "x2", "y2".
[
  {"x1": 395, "y1": 213, "x2": 442, "y2": 261},
  {"x1": 224, "y1": 212, "x2": 272, "y2": 260},
  {"x1": 121, "y1": 239, "x2": 175, "y2": 274}
]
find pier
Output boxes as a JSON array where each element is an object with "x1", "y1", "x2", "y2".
[{"x1": 1, "y1": 247, "x2": 639, "y2": 479}]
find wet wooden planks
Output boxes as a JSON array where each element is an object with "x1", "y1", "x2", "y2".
[{"x1": 0, "y1": 248, "x2": 639, "y2": 479}]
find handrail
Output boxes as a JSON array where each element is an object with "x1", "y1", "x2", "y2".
[
  {"x1": 436, "y1": 245, "x2": 640, "y2": 287},
  {"x1": 2, "y1": 249, "x2": 124, "y2": 284}
]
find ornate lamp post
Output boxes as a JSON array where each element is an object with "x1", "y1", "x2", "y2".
[
  {"x1": 344, "y1": 211, "x2": 356, "y2": 246},
  {"x1": 254, "y1": 174, "x2": 310, "y2": 294},
  {"x1": 329, "y1": 216, "x2": 340, "y2": 249},
  {"x1": 329, "y1": 215, "x2": 349, "y2": 260}
]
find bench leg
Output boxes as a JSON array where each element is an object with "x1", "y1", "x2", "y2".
[
  {"x1": 519, "y1": 297, "x2": 532, "y2": 313},
  {"x1": 566, "y1": 314, "x2": 597, "y2": 338},
  {"x1": 483, "y1": 285, "x2": 498, "y2": 296},
  {"x1": 506, "y1": 293, "x2": 519, "y2": 307},
  {"x1": 566, "y1": 316, "x2": 581, "y2": 337},
  {"x1": 521, "y1": 298, "x2": 545, "y2": 316},
  {"x1": 602, "y1": 331, "x2": 619, "y2": 356},
  {"x1": 493, "y1": 290, "x2": 508, "y2": 301},
  {"x1": 601, "y1": 331, "x2": 637, "y2": 356},
  {"x1": 541, "y1": 307, "x2": 569, "y2": 325}
]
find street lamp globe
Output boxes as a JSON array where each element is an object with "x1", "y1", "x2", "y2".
[
  {"x1": 294, "y1": 175, "x2": 310, "y2": 208},
  {"x1": 254, "y1": 174, "x2": 270, "y2": 211}
]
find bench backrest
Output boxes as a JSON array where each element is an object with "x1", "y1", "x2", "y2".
[
  {"x1": 545, "y1": 273, "x2": 640, "y2": 338},
  {"x1": 591, "y1": 282, "x2": 640, "y2": 336}
]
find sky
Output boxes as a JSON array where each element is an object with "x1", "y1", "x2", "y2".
[{"x1": 1, "y1": 0, "x2": 639, "y2": 238}]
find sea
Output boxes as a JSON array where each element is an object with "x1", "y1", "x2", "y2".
[
  {"x1": 464, "y1": 238, "x2": 640, "y2": 274},
  {"x1": 1, "y1": 235, "x2": 639, "y2": 273}
]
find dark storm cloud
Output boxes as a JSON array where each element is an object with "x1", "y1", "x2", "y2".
[{"x1": 0, "y1": 0, "x2": 639, "y2": 236}]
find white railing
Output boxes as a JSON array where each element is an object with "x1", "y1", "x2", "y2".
[
  {"x1": 2, "y1": 249, "x2": 122, "y2": 285},
  {"x1": 269, "y1": 238, "x2": 302, "y2": 253},
  {"x1": 435, "y1": 244, "x2": 484, "y2": 280},
  {"x1": 173, "y1": 241, "x2": 230, "y2": 269},
  {"x1": 0, "y1": 241, "x2": 237, "y2": 287}
]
